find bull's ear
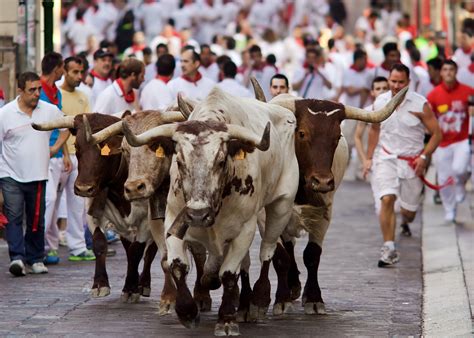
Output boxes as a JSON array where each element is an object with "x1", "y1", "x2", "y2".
[
  {"x1": 228, "y1": 140, "x2": 257, "y2": 160},
  {"x1": 148, "y1": 137, "x2": 175, "y2": 157},
  {"x1": 121, "y1": 110, "x2": 132, "y2": 118}
]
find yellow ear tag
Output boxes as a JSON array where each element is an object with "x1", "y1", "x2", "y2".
[
  {"x1": 155, "y1": 145, "x2": 165, "y2": 158},
  {"x1": 234, "y1": 149, "x2": 246, "y2": 160},
  {"x1": 100, "y1": 144, "x2": 111, "y2": 156}
]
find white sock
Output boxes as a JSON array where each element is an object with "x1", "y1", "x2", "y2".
[{"x1": 384, "y1": 241, "x2": 395, "y2": 251}]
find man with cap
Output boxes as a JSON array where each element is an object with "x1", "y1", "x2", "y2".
[{"x1": 85, "y1": 48, "x2": 113, "y2": 108}]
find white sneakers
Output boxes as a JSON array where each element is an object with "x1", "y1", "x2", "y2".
[
  {"x1": 378, "y1": 245, "x2": 400, "y2": 268},
  {"x1": 9, "y1": 260, "x2": 48, "y2": 276},
  {"x1": 27, "y1": 262, "x2": 49, "y2": 274},
  {"x1": 9, "y1": 260, "x2": 26, "y2": 277}
]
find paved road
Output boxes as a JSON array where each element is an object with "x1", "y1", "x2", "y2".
[{"x1": 0, "y1": 180, "x2": 422, "y2": 336}]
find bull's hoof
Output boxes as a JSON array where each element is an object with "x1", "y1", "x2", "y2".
[
  {"x1": 194, "y1": 294, "x2": 212, "y2": 312},
  {"x1": 236, "y1": 308, "x2": 249, "y2": 323},
  {"x1": 290, "y1": 283, "x2": 302, "y2": 301},
  {"x1": 140, "y1": 286, "x2": 151, "y2": 297},
  {"x1": 130, "y1": 293, "x2": 141, "y2": 303},
  {"x1": 304, "y1": 302, "x2": 326, "y2": 315},
  {"x1": 120, "y1": 292, "x2": 140, "y2": 303},
  {"x1": 273, "y1": 301, "x2": 293, "y2": 316},
  {"x1": 248, "y1": 303, "x2": 267, "y2": 322},
  {"x1": 91, "y1": 286, "x2": 110, "y2": 298},
  {"x1": 177, "y1": 312, "x2": 200, "y2": 329},
  {"x1": 158, "y1": 300, "x2": 175, "y2": 316},
  {"x1": 214, "y1": 322, "x2": 240, "y2": 336}
]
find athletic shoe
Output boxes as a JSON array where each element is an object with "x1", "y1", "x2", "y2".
[
  {"x1": 69, "y1": 249, "x2": 96, "y2": 261},
  {"x1": 400, "y1": 223, "x2": 412, "y2": 237},
  {"x1": 9, "y1": 260, "x2": 26, "y2": 277},
  {"x1": 27, "y1": 262, "x2": 48, "y2": 274},
  {"x1": 44, "y1": 250, "x2": 60, "y2": 265},
  {"x1": 106, "y1": 229, "x2": 119, "y2": 244},
  {"x1": 378, "y1": 245, "x2": 400, "y2": 267}
]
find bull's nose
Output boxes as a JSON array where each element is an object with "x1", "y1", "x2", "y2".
[
  {"x1": 74, "y1": 184, "x2": 96, "y2": 197},
  {"x1": 185, "y1": 208, "x2": 214, "y2": 227},
  {"x1": 124, "y1": 180, "x2": 148, "y2": 200},
  {"x1": 310, "y1": 175, "x2": 335, "y2": 193}
]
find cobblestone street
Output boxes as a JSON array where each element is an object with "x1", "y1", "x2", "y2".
[{"x1": 0, "y1": 180, "x2": 423, "y2": 336}]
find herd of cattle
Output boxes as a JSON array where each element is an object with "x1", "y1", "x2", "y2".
[{"x1": 33, "y1": 79, "x2": 407, "y2": 336}]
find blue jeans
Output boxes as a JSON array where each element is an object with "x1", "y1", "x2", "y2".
[{"x1": 0, "y1": 177, "x2": 46, "y2": 265}]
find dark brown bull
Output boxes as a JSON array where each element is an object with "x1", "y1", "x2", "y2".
[
  {"x1": 266, "y1": 85, "x2": 408, "y2": 314},
  {"x1": 32, "y1": 113, "x2": 157, "y2": 302}
]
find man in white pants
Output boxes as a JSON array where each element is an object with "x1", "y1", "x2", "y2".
[
  {"x1": 427, "y1": 59, "x2": 474, "y2": 223},
  {"x1": 367, "y1": 64, "x2": 441, "y2": 267},
  {"x1": 45, "y1": 56, "x2": 95, "y2": 263}
]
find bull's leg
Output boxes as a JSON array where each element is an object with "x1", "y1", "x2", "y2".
[
  {"x1": 302, "y1": 240, "x2": 326, "y2": 315},
  {"x1": 189, "y1": 242, "x2": 212, "y2": 312},
  {"x1": 236, "y1": 252, "x2": 252, "y2": 323},
  {"x1": 121, "y1": 240, "x2": 146, "y2": 303},
  {"x1": 91, "y1": 227, "x2": 110, "y2": 297},
  {"x1": 214, "y1": 219, "x2": 256, "y2": 336},
  {"x1": 168, "y1": 236, "x2": 199, "y2": 328},
  {"x1": 250, "y1": 198, "x2": 294, "y2": 321},
  {"x1": 282, "y1": 239, "x2": 301, "y2": 301},
  {"x1": 139, "y1": 241, "x2": 158, "y2": 297},
  {"x1": 272, "y1": 241, "x2": 292, "y2": 315},
  {"x1": 201, "y1": 253, "x2": 223, "y2": 290},
  {"x1": 158, "y1": 254, "x2": 178, "y2": 316}
]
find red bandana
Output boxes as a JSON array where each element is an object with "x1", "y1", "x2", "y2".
[
  {"x1": 413, "y1": 61, "x2": 427, "y2": 69},
  {"x1": 380, "y1": 61, "x2": 394, "y2": 71},
  {"x1": 350, "y1": 64, "x2": 365, "y2": 72},
  {"x1": 181, "y1": 71, "x2": 202, "y2": 84},
  {"x1": 469, "y1": 63, "x2": 474, "y2": 73},
  {"x1": 462, "y1": 46, "x2": 472, "y2": 54},
  {"x1": 156, "y1": 75, "x2": 172, "y2": 84},
  {"x1": 116, "y1": 78, "x2": 135, "y2": 103},
  {"x1": 252, "y1": 62, "x2": 267, "y2": 71},
  {"x1": 90, "y1": 69, "x2": 109, "y2": 82},
  {"x1": 40, "y1": 78, "x2": 59, "y2": 105}
]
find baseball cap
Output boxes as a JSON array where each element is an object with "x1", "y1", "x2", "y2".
[{"x1": 93, "y1": 48, "x2": 113, "y2": 60}]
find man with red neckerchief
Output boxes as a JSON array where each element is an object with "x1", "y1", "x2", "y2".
[
  {"x1": 427, "y1": 59, "x2": 474, "y2": 223},
  {"x1": 167, "y1": 48, "x2": 216, "y2": 102},
  {"x1": 86, "y1": 48, "x2": 113, "y2": 108},
  {"x1": 93, "y1": 58, "x2": 144, "y2": 115},
  {"x1": 457, "y1": 53, "x2": 474, "y2": 88},
  {"x1": 242, "y1": 44, "x2": 277, "y2": 101},
  {"x1": 452, "y1": 29, "x2": 473, "y2": 70},
  {"x1": 140, "y1": 54, "x2": 175, "y2": 110},
  {"x1": 338, "y1": 49, "x2": 371, "y2": 108}
]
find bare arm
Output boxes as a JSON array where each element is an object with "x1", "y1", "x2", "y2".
[
  {"x1": 292, "y1": 71, "x2": 308, "y2": 91},
  {"x1": 364, "y1": 122, "x2": 380, "y2": 178},
  {"x1": 50, "y1": 129, "x2": 71, "y2": 157},
  {"x1": 354, "y1": 121, "x2": 367, "y2": 163}
]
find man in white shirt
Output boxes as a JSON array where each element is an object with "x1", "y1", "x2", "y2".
[
  {"x1": 0, "y1": 72, "x2": 69, "y2": 276},
  {"x1": 217, "y1": 61, "x2": 252, "y2": 98},
  {"x1": 292, "y1": 46, "x2": 333, "y2": 99},
  {"x1": 338, "y1": 49, "x2": 371, "y2": 108},
  {"x1": 418, "y1": 57, "x2": 442, "y2": 98},
  {"x1": 269, "y1": 74, "x2": 290, "y2": 97},
  {"x1": 94, "y1": 58, "x2": 144, "y2": 114},
  {"x1": 366, "y1": 64, "x2": 441, "y2": 267},
  {"x1": 86, "y1": 48, "x2": 113, "y2": 109},
  {"x1": 140, "y1": 54, "x2": 175, "y2": 110},
  {"x1": 457, "y1": 53, "x2": 474, "y2": 87},
  {"x1": 242, "y1": 45, "x2": 277, "y2": 101},
  {"x1": 199, "y1": 44, "x2": 220, "y2": 82},
  {"x1": 452, "y1": 29, "x2": 473, "y2": 70},
  {"x1": 167, "y1": 48, "x2": 216, "y2": 101}
]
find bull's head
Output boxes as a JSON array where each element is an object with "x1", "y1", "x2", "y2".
[
  {"x1": 270, "y1": 87, "x2": 408, "y2": 193},
  {"x1": 33, "y1": 113, "x2": 125, "y2": 197},
  {"x1": 123, "y1": 104, "x2": 270, "y2": 228}
]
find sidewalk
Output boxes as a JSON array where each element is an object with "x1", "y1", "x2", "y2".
[{"x1": 422, "y1": 168, "x2": 474, "y2": 336}]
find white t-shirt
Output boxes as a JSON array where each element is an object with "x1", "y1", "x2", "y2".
[
  {"x1": 140, "y1": 78, "x2": 173, "y2": 110},
  {"x1": 91, "y1": 75, "x2": 112, "y2": 109},
  {"x1": 199, "y1": 63, "x2": 220, "y2": 83},
  {"x1": 417, "y1": 78, "x2": 436, "y2": 98},
  {"x1": 217, "y1": 78, "x2": 252, "y2": 98},
  {"x1": 0, "y1": 98, "x2": 63, "y2": 182},
  {"x1": 245, "y1": 65, "x2": 277, "y2": 101},
  {"x1": 93, "y1": 81, "x2": 138, "y2": 115},
  {"x1": 457, "y1": 66, "x2": 474, "y2": 88},
  {"x1": 452, "y1": 48, "x2": 472, "y2": 69},
  {"x1": 374, "y1": 90, "x2": 427, "y2": 157},
  {"x1": 167, "y1": 76, "x2": 216, "y2": 101},
  {"x1": 293, "y1": 65, "x2": 332, "y2": 100},
  {"x1": 340, "y1": 67, "x2": 372, "y2": 108}
]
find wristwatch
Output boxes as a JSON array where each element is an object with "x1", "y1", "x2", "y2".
[{"x1": 420, "y1": 154, "x2": 427, "y2": 161}]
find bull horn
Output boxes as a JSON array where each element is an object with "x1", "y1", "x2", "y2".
[
  {"x1": 344, "y1": 87, "x2": 408, "y2": 123},
  {"x1": 250, "y1": 77, "x2": 266, "y2": 102},
  {"x1": 89, "y1": 120, "x2": 124, "y2": 145},
  {"x1": 32, "y1": 116, "x2": 75, "y2": 131},
  {"x1": 227, "y1": 122, "x2": 271, "y2": 151},
  {"x1": 122, "y1": 120, "x2": 177, "y2": 147},
  {"x1": 177, "y1": 93, "x2": 193, "y2": 119},
  {"x1": 161, "y1": 110, "x2": 187, "y2": 124}
]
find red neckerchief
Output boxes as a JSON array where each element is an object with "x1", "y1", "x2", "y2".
[
  {"x1": 252, "y1": 62, "x2": 266, "y2": 71},
  {"x1": 201, "y1": 61, "x2": 213, "y2": 68},
  {"x1": 441, "y1": 80, "x2": 459, "y2": 93},
  {"x1": 156, "y1": 75, "x2": 172, "y2": 84},
  {"x1": 181, "y1": 71, "x2": 202, "y2": 85},
  {"x1": 303, "y1": 62, "x2": 316, "y2": 71},
  {"x1": 350, "y1": 64, "x2": 365, "y2": 72},
  {"x1": 40, "y1": 77, "x2": 59, "y2": 105},
  {"x1": 90, "y1": 69, "x2": 109, "y2": 81},
  {"x1": 413, "y1": 61, "x2": 427, "y2": 69},
  {"x1": 461, "y1": 46, "x2": 472, "y2": 54},
  {"x1": 116, "y1": 78, "x2": 135, "y2": 103},
  {"x1": 369, "y1": 20, "x2": 376, "y2": 30},
  {"x1": 132, "y1": 44, "x2": 145, "y2": 53},
  {"x1": 380, "y1": 61, "x2": 395, "y2": 71},
  {"x1": 468, "y1": 63, "x2": 474, "y2": 73}
]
